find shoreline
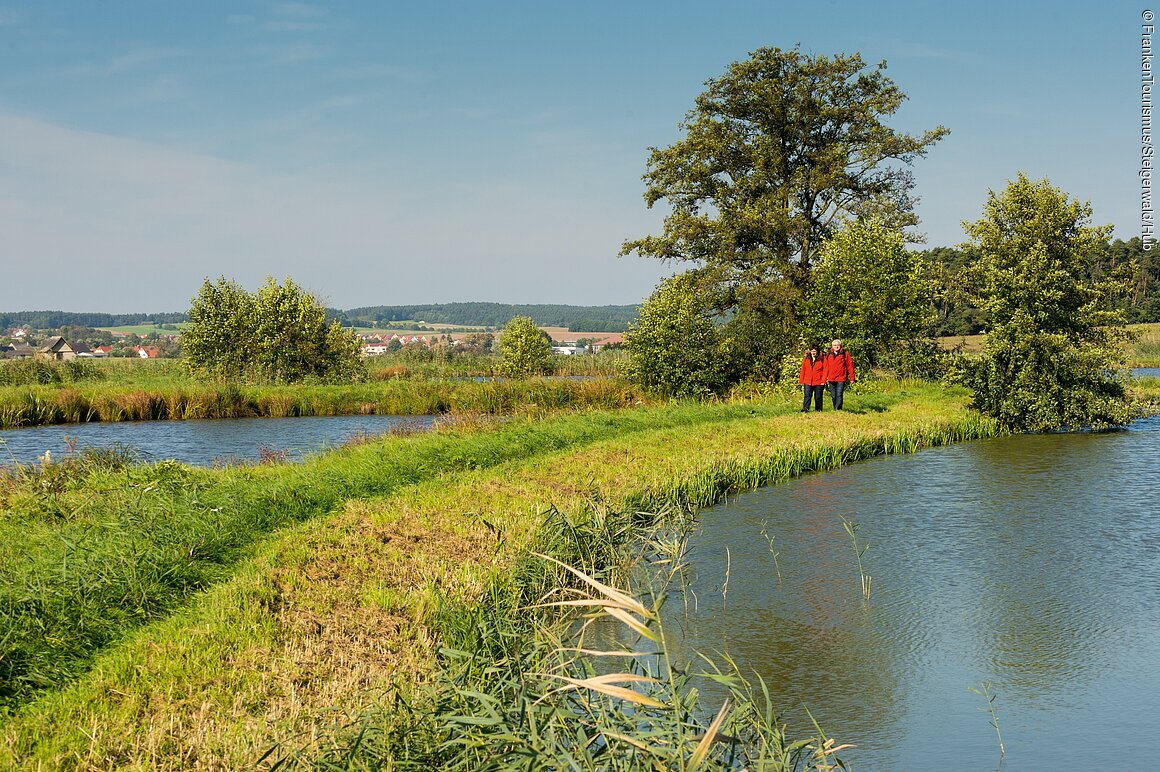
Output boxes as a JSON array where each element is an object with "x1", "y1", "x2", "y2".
[{"x1": 2, "y1": 380, "x2": 1011, "y2": 768}]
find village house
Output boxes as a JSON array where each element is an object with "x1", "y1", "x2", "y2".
[
  {"x1": 361, "y1": 341, "x2": 390, "y2": 357},
  {"x1": 590, "y1": 334, "x2": 624, "y2": 352},
  {"x1": 1, "y1": 343, "x2": 36, "y2": 359},
  {"x1": 38, "y1": 336, "x2": 76, "y2": 361}
]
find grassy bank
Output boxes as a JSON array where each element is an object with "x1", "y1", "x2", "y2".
[
  {"x1": 937, "y1": 322, "x2": 1160, "y2": 366},
  {"x1": 1131, "y1": 322, "x2": 1160, "y2": 366},
  {"x1": 0, "y1": 374, "x2": 646, "y2": 429},
  {"x1": 0, "y1": 398, "x2": 771, "y2": 712},
  {"x1": 0, "y1": 380, "x2": 1008, "y2": 768}
]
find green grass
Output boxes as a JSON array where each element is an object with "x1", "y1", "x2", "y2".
[
  {"x1": 96, "y1": 324, "x2": 187, "y2": 335},
  {"x1": 0, "y1": 380, "x2": 1005, "y2": 769},
  {"x1": 0, "y1": 398, "x2": 793, "y2": 713},
  {"x1": 1131, "y1": 322, "x2": 1160, "y2": 366},
  {"x1": 0, "y1": 370, "x2": 648, "y2": 428}
]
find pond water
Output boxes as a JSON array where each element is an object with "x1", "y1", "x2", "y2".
[
  {"x1": 664, "y1": 414, "x2": 1160, "y2": 770},
  {"x1": 0, "y1": 414, "x2": 436, "y2": 467},
  {"x1": 1133, "y1": 367, "x2": 1160, "y2": 378}
]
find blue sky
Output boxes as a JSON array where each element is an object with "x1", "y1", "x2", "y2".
[{"x1": 0, "y1": 1, "x2": 1145, "y2": 312}]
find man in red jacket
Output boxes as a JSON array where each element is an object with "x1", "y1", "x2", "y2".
[{"x1": 824, "y1": 339, "x2": 855, "y2": 410}]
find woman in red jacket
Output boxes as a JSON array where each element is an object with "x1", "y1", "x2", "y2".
[
  {"x1": 798, "y1": 342, "x2": 826, "y2": 412},
  {"x1": 824, "y1": 339, "x2": 855, "y2": 410}
]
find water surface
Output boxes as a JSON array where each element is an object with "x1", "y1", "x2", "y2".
[
  {"x1": 666, "y1": 415, "x2": 1160, "y2": 770},
  {"x1": 0, "y1": 414, "x2": 435, "y2": 467}
]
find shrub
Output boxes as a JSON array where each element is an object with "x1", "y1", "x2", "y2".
[
  {"x1": 623, "y1": 274, "x2": 729, "y2": 397},
  {"x1": 956, "y1": 175, "x2": 1135, "y2": 430},
  {"x1": 498, "y1": 316, "x2": 554, "y2": 378}
]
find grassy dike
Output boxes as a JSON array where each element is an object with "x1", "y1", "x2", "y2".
[
  {"x1": 2, "y1": 377, "x2": 1150, "y2": 765},
  {"x1": 0, "y1": 381, "x2": 1079, "y2": 768}
]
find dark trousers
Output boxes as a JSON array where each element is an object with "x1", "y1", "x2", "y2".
[
  {"x1": 828, "y1": 380, "x2": 847, "y2": 410},
  {"x1": 802, "y1": 385, "x2": 824, "y2": 411}
]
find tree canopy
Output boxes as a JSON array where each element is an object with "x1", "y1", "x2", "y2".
[
  {"x1": 620, "y1": 46, "x2": 947, "y2": 378},
  {"x1": 621, "y1": 46, "x2": 947, "y2": 291},
  {"x1": 801, "y1": 217, "x2": 933, "y2": 365},
  {"x1": 955, "y1": 174, "x2": 1134, "y2": 430},
  {"x1": 184, "y1": 276, "x2": 364, "y2": 383}
]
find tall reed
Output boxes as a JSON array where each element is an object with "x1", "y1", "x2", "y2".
[{"x1": 273, "y1": 501, "x2": 850, "y2": 770}]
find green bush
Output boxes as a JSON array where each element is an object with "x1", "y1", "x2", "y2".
[
  {"x1": 184, "y1": 276, "x2": 365, "y2": 383},
  {"x1": 623, "y1": 274, "x2": 729, "y2": 397},
  {"x1": 801, "y1": 217, "x2": 933, "y2": 366},
  {"x1": 498, "y1": 316, "x2": 554, "y2": 378},
  {"x1": 955, "y1": 175, "x2": 1134, "y2": 430},
  {"x1": 879, "y1": 339, "x2": 951, "y2": 380}
]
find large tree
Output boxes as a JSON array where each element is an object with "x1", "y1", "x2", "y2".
[
  {"x1": 957, "y1": 174, "x2": 1134, "y2": 430},
  {"x1": 620, "y1": 46, "x2": 947, "y2": 380},
  {"x1": 622, "y1": 46, "x2": 947, "y2": 306}
]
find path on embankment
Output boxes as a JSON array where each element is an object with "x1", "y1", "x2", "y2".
[{"x1": 2, "y1": 382, "x2": 1005, "y2": 769}]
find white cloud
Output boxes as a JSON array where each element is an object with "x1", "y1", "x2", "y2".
[{"x1": 0, "y1": 113, "x2": 671, "y2": 312}]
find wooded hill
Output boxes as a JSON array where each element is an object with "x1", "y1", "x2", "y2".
[
  {"x1": 336, "y1": 303, "x2": 638, "y2": 331},
  {"x1": 0, "y1": 304, "x2": 640, "y2": 334}
]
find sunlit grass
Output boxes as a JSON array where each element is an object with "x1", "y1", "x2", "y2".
[{"x1": 0, "y1": 381, "x2": 1001, "y2": 768}]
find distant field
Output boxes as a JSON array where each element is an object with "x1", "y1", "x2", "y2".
[
  {"x1": 349, "y1": 322, "x2": 493, "y2": 335},
  {"x1": 936, "y1": 322, "x2": 1160, "y2": 365},
  {"x1": 540, "y1": 326, "x2": 625, "y2": 341},
  {"x1": 1132, "y1": 322, "x2": 1160, "y2": 365},
  {"x1": 96, "y1": 324, "x2": 186, "y2": 335},
  {"x1": 935, "y1": 333, "x2": 985, "y2": 354}
]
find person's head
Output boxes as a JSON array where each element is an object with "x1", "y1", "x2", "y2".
[
  {"x1": 808, "y1": 342, "x2": 819, "y2": 356},
  {"x1": 831, "y1": 339, "x2": 843, "y2": 353}
]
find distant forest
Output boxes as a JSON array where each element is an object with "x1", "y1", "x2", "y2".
[
  {"x1": 336, "y1": 303, "x2": 639, "y2": 331},
  {"x1": 0, "y1": 304, "x2": 638, "y2": 333},
  {"x1": 0, "y1": 311, "x2": 187, "y2": 330},
  {"x1": 921, "y1": 236, "x2": 1159, "y2": 336},
  {"x1": 5, "y1": 240, "x2": 1158, "y2": 336}
]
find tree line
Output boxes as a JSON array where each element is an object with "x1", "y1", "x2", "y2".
[
  {"x1": 0, "y1": 311, "x2": 186, "y2": 330},
  {"x1": 922, "y1": 236, "x2": 1159, "y2": 336},
  {"x1": 337, "y1": 303, "x2": 639, "y2": 330}
]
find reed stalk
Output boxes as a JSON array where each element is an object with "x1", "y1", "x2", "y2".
[
  {"x1": 841, "y1": 519, "x2": 872, "y2": 603},
  {"x1": 969, "y1": 680, "x2": 1006, "y2": 762}
]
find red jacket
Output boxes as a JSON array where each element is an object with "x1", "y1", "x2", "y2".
[
  {"x1": 824, "y1": 349, "x2": 855, "y2": 383},
  {"x1": 798, "y1": 355, "x2": 825, "y2": 386}
]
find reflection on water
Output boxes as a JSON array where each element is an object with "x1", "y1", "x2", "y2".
[
  {"x1": 667, "y1": 414, "x2": 1160, "y2": 770},
  {"x1": 0, "y1": 414, "x2": 436, "y2": 467}
]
